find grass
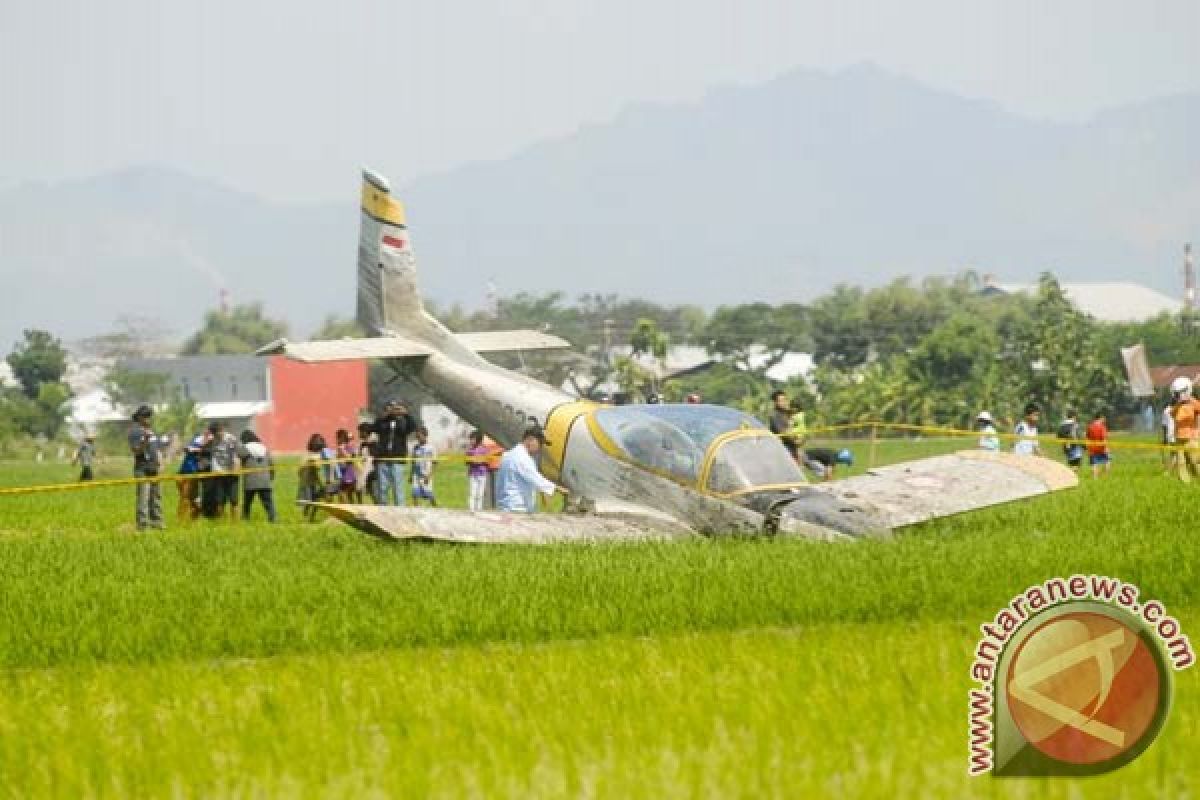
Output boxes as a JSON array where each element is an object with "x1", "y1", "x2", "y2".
[{"x1": 0, "y1": 438, "x2": 1196, "y2": 797}]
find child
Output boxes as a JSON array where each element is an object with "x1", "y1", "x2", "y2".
[
  {"x1": 238, "y1": 430, "x2": 277, "y2": 522},
  {"x1": 975, "y1": 411, "x2": 999, "y2": 452},
  {"x1": 410, "y1": 426, "x2": 437, "y2": 507},
  {"x1": 176, "y1": 429, "x2": 211, "y2": 522},
  {"x1": 319, "y1": 436, "x2": 341, "y2": 500},
  {"x1": 357, "y1": 422, "x2": 377, "y2": 503},
  {"x1": 1013, "y1": 402, "x2": 1042, "y2": 456},
  {"x1": 1086, "y1": 411, "x2": 1111, "y2": 478},
  {"x1": 72, "y1": 433, "x2": 96, "y2": 481},
  {"x1": 1057, "y1": 409, "x2": 1083, "y2": 468},
  {"x1": 465, "y1": 430, "x2": 489, "y2": 511},
  {"x1": 297, "y1": 433, "x2": 327, "y2": 521},
  {"x1": 335, "y1": 429, "x2": 361, "y2": 503}
]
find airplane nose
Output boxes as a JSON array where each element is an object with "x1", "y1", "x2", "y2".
[{"x1": 773, "y1": 490, "x2": 891, "y2": 541}]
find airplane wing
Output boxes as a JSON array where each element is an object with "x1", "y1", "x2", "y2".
[
  {"x1": 312, "y1": 503, "x2": 698, "y2": 544},
  {"x1": 258, "y1": 329, "x2": 570, "y2": 364},
  {"x1": 805, "y1": 450, "x2": 1078, "y2": 530}
]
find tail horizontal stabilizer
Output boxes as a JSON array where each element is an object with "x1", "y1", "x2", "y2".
[{"x1": 258, "y1": 329, "x2": 569, "y2": 364}]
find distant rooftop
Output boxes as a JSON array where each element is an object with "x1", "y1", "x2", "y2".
[{"x1": 985, "y1": 280, "x2": 1183, "y2": 323}]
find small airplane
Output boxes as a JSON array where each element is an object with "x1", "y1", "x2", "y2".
[{"x1": 259, "y1": 169, "x2": 1078, "y2": 543}]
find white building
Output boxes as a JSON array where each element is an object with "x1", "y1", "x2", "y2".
[{"x1": 986, "y1": 280, "x2": 1183, "y2": 323}]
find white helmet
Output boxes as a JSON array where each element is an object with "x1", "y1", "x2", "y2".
[{"x1": 1171, "y1": 376, "x2": 1193, "y2": 396}]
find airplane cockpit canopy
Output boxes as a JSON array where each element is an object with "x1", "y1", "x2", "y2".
[{"x1": 588, "y1": 404, "x2": 805, "y2": 495}]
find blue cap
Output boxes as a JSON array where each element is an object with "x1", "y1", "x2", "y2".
[{"x1": 836, "y1": 448, "x2": 854, "y2": 465}]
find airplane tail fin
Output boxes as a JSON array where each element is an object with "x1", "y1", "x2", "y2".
[
  {"x1": 357, "y1": 168, "x2": 425, "y2": 335},
  {"x1": 257, "y1": 169, "x2": 571, "y2": 365}
]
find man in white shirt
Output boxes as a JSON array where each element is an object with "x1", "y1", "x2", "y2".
[
  {"x1": 1013, "y1": 402, "x2": 1042, "y2": 457},
  {"x1": 496, "y1": 428, "x2": 566, "y2": 513},
  {"x1": 1163, "y1": 403, "x2": 1177, "y2": 472}
]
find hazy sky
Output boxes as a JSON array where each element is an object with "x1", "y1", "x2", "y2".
[{"x1": 2, "y1": 0, "x2": 1198, "y2": 201}]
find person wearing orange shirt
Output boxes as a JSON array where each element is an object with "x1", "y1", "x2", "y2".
[
  {"x1": 1169, "y1": 377, "x2": 1200, "y2": 482},
  {"x1": 1085, "y1": 411, "x2": 1111, "y2": 478},
  {"x1": 481, "y1": 434, "x2": 505, "y2": 508}
]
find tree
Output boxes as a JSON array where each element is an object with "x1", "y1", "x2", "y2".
[
  {"x1": 106, "y1": 367, "x2": 172, "y2": 407},
  {"x1": 7, "y1": 330, "x2": 68, "y2": 399},
  {"x1": 1011, "y1": 273, "x2": 1125, "y2": 421},
  {"x1": 809, "y1": 286, "x2": 871, "y2": 367},
  {"x1": 706, "y1": 303, "x2": 811, "y2": 375},
  {"x1": 155, "y1": 398, "x2": 200, "y2": 442},
  {"x1": 180, "y1": 304, "x2": 288, "y2": 355},
  {"x1": 76, "y1": 315, "x2": 174, "y2": 359},
  {"x1": 2, "y1": 382, "x2": 71, "y2": 439},
  {"x1": 312, "y1": 316, "x2": 366, "y2": 340}
]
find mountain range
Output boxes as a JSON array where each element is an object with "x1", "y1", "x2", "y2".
[{"x1": 1, "y1": 62, "x2": 1197, "y2": 349}]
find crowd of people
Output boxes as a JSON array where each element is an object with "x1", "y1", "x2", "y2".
[
  {"x1": 119, "y1": 398, "x2": 564, "y2": 530},
  {"x1": 974, "y1": 402, "x2": 1113, "y2": 478}
]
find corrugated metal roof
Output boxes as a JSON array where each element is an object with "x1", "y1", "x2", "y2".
[
  {"x1": 1149, "y1": 366, "x2": 1200, "y2": 389},
  {"x1": 993, "y1": 282, "x2": 1183, "y2": 322}
]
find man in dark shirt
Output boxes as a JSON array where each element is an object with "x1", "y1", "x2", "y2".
[
  {"x1": 128, "y1": 405, "x2": 165, "y2": 530},
  {"x1": 767, "y1": 390, "x2": 799, "y2": 461},
  {"x1": 373, "y1": 400, "x2": 417, "y2": 505}
]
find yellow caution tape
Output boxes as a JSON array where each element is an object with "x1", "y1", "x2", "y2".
[
  {"x1": 0, "y1": 421, "x2": 1182, "y2": 498},
  {"x1": 0, "y1": 453, "x2": 487, "y2": 497}
]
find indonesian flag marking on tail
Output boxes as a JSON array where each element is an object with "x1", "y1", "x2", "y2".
[{"x1": 382, "y1": 232, "x2": 407, "y2": 251}]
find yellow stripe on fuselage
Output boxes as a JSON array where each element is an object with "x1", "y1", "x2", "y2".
[
  {"x1": 542, "y1": 400, "x2": 598, "y2": 482},
  {"x1": 361, "y1": 181, "x2": 407, "y2": 226}
]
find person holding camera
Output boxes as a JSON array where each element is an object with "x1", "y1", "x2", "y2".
[
  {"x1": 128, "y1": 405, "x2": 165, "y2": 531},
  {"x1": 372, "y1": 399, "x2": 417, "y2": 505}
]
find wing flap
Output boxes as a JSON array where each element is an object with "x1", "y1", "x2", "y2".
[
  {"x1": 313, "y1": 504, "x2": 697, "y2": 544},
  {"x1": 808, "y1": 450, "x2": 1078, "y2": 529}
]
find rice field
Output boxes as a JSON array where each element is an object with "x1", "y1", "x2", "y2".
[{"x1": 0, "y1": 436, "x2": 1195, "y2": 797}]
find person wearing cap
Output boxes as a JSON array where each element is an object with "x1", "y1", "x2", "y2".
[
  {"x1": 72, "y1": 432, "x2": 97, "y2": 481},
  {"x1": 803, "y1": 447, "x2": 853, "y2": 480},
  {"x1": 128, "y1": 405, "x2": 165, "y2": 530},
  {"x1": 976, "y1": 411, "x2": 999, "y2": 451},
  {"x1": 1057, "y1": 409, "x2": 1084, "y2": 468},
  {"x1": 372, "y1": 400, "x2": 417, "y2": 505},
  {"x1": 495, "y1": 427, "x2": 567, "y2": 513},
  {"x1": 1169, "y1": 376, "x2": 1200, "y2": 481}
]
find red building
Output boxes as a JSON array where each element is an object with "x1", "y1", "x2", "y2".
[
  {"x1": 122, "y1": 355, "x2": 368, "y2": 452},
  {"x1": 255, "y1": 357, "x2": 368, "y2": 452}
]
